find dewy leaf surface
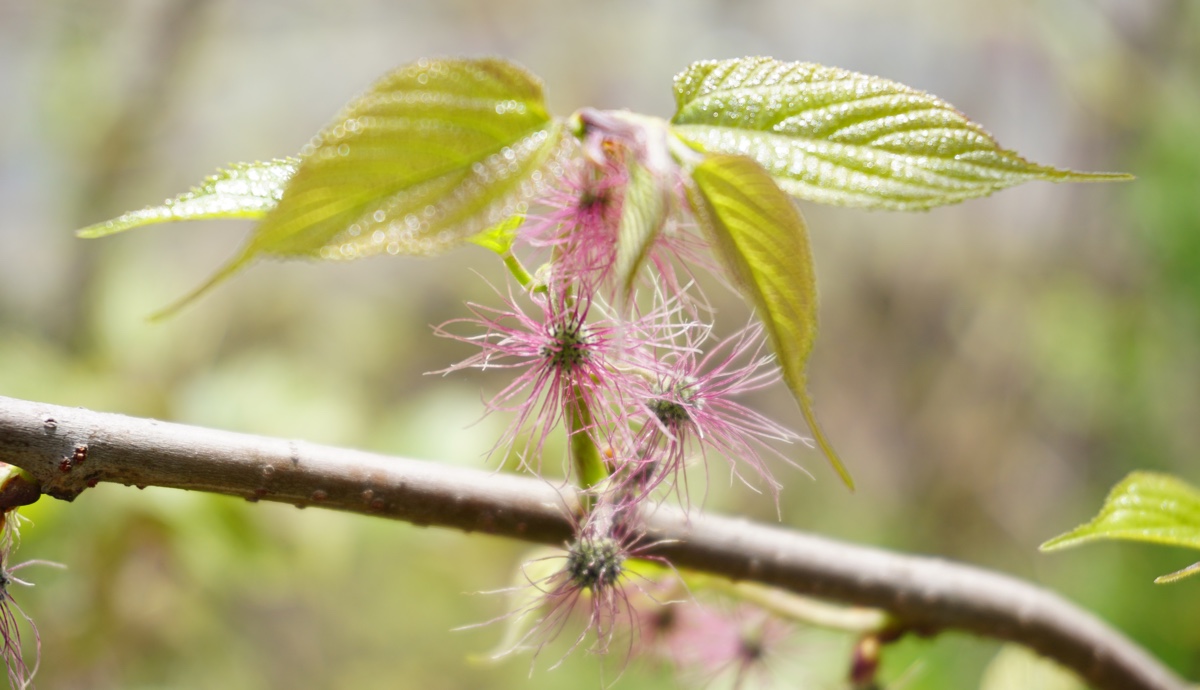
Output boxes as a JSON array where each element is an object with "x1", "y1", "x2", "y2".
[
  {"x1": 256, "y1": 57, "x2": 564, "y2": 261},
  {"x1": 151, "y1": 57, "x2": 566, "y2": 316},
  {"x1": 77, "y1": 159, "x2": 298, "y2": 238},
  {"x1": 690, "y1": 153, "x2": 852, "y2": 488},
  {"x1": 672, "y1": 57, "x2": 1130, "y2": 211},
  {"x1": 1041, "y1": 471, "x2": 1200, "y2": 583}
]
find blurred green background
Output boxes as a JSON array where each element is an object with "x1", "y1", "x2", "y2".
[{"x1": 2, "y1": 0, "x2": 1198, "y2": 688}]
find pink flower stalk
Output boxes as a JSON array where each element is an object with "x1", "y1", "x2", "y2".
[
  {"x1": 519, "y1": 148, "x2": 628, "y2": 288},
  {"x1": 623, "y1": 322, "x2": 808, "y2": 503}
]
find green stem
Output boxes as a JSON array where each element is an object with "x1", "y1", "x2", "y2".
[
  {"x1": 567, "y1": 384, "x2": 607, "y2": 509},
  {"x1": 686, "y1": 572, "x2": 894, "y2": 634},
  {"x1": 502, "y1": 252, "x2": 533, "y2": 288}
]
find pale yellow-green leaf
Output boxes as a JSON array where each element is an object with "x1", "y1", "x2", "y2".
[
  {"x1": 613, "y1": 160, "x2": 666, "y2": 301},
  {"x1": 689, "y1": 153, "x2": 852, "y2": 489},
  {"x1": 980, "y1": 645, "x2": 1085, "y2": 690},
  {"x1": 77, "y1": 159, "x2": 297, "y2": 238},
  {"x1": 672, "y1": 57, "x2": 1130, "y2": 211},
  {"x1": 153, "y1": 58, "x2": 566, "y2": 317},
  {"x1": 255, "y1": 58, "x2": 563, "y2": 260},
  {"x1": 469, "y1": 215, "x2": 525, "y2": 256},
  {"x1": 1041, "y1": 471, "x2": 1200, "y2": 583}
]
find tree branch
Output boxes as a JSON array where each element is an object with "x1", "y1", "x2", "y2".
[{"x1": 0, "y1": 395, "x2": 1187, "y2": 690}]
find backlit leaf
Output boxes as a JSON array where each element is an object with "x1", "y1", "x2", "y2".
[
  {"x1": 76, "y1": 159, "x2": 297, "y2": 238},
  {"x1": 257, "y1": 58, "x2": 563, "y2": 261},
  {"x1": 1041, "y1": 471, "x2": 1200, "y2": 583},
  {"x1": 672, "y1": 57, "x2": 1130, "y2": 211},
  {"x1": 613, "y1": 160, "x2": 666, "y2": 301},
  {"x1": 689, "y1": 153, "x2": 852, "y2": 489},
  {"x1": 152, "y1": 58, "x2": 564, "y2": 316}
]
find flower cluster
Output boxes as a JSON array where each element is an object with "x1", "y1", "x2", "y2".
[{"x1": 437, "y1": 122, "x2": 808, "y2": 683}]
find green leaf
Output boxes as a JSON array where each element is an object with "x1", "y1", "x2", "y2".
[
  {"x1": 613, "y1": 160, "x2": 666, "y2": 300},
  {"x1": 470, "y1": 216, "x2": 537, "y2": 288},
  {"x1": 256, "y1": 58, "x2": 563, "y2": 260},
  {"x1": 1041, "y1": 471, "x2": 1200, "y2": 583},
  {"x1": 672, "y1": 57, "x2": 1130, "y2": 211},
  {"x1": 689, "y1": 153, "x2": 853, "y2": 489},
  {"x1": 154, "y1": 58, "x2": 565, "y2": 317},
  {"x1": 468, "y1": 215, "x2": 525, "y2": 256},
  {"x1": 980, "y1": 645, "x2": 1085, "y2": 690},
  {"x1": 76, "y1": 159, "x2": 298, "y2": 238}
]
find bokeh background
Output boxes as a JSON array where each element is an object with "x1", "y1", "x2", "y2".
[{"x1": 1, "y1": 0, "x2": 1198, "y2": 688}]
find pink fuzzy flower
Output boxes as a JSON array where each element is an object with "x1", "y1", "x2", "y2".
[
  {"x1": 518, "y1": 143, "x2": 712, "y2": 309},
  {"x1": 434, "y1": 280, "x2": 692, "y2": 477},
  {"x1": 647, "y1": 601, "x2": 793, "y2": 689},
  {"x1": 520, "y1": 149, "x2": 628, "y2": 287},
  {"x1": 622, "y1": 322, "x2": 808, "y2": 503},
  {"x1": 434, "y1": 283, "x2": 621, "y2": 472},
  {"x1": 479, "y1": 500, "x2": 674, "y2": 676}
]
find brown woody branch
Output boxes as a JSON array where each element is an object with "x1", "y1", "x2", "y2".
[{"x1": 0, "y1": 395, "x2": 1188, "y2": 690}]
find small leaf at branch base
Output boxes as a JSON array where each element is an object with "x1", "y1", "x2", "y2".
[
  {"x1": 672, "y1": 57, "x2": 1131, "y2": 211},
  {"x1": 689, "y1": 153, "x2": 853, "y2": 489},
  {"x1": 1041, "y1": 471, "x2": 1200, "y2": 583},
  {"x1": 469, "y1": 215, "x2": 525, "y2": 256},
  {"x1": 76, "y1": 159, "x2": 298, "y2": 238}
]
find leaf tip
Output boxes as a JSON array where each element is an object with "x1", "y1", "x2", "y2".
[
  {"x1": 1153, "y1": 561, "x2": 1200, "y2": 584},
  {"x1": 76, "y1": 224, "x2": 111, "y2": 239},
  {"x1": 797, "y1": 391, "x2": 854, "y2": 491},
  {"x1": 1038, "y1": 534, "x2": 1077, "y2": 552},
  {"x1": 77, "y1": 215, "x2": 139, "y2": 239},
  {"x1": 1053, "y1": 170, "x2": 1135, "y2": 183},
  {"x1": 146, "y1": 253, "x2": 252, "y2": 321}
]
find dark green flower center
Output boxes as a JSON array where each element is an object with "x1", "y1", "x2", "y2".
[
  {"x1": 578, "y1": 187, "x2": 611, "y2": 214},
  {"x1": 542, "y1": 317, "x2": 592, "y2": 372},
  {"x1": 740, "y1": 633, "x2": 766, "y2": 661},
  {"x1": 565, "y1": 536, "x2": 624, "y2": 591},
  {"x1": 647, "y1": 377, "x2": 698, "y2": 426}
]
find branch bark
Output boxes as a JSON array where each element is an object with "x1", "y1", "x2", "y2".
[{"x1": 0, "y1": 395, "x2": 1188, "y2": 690}]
